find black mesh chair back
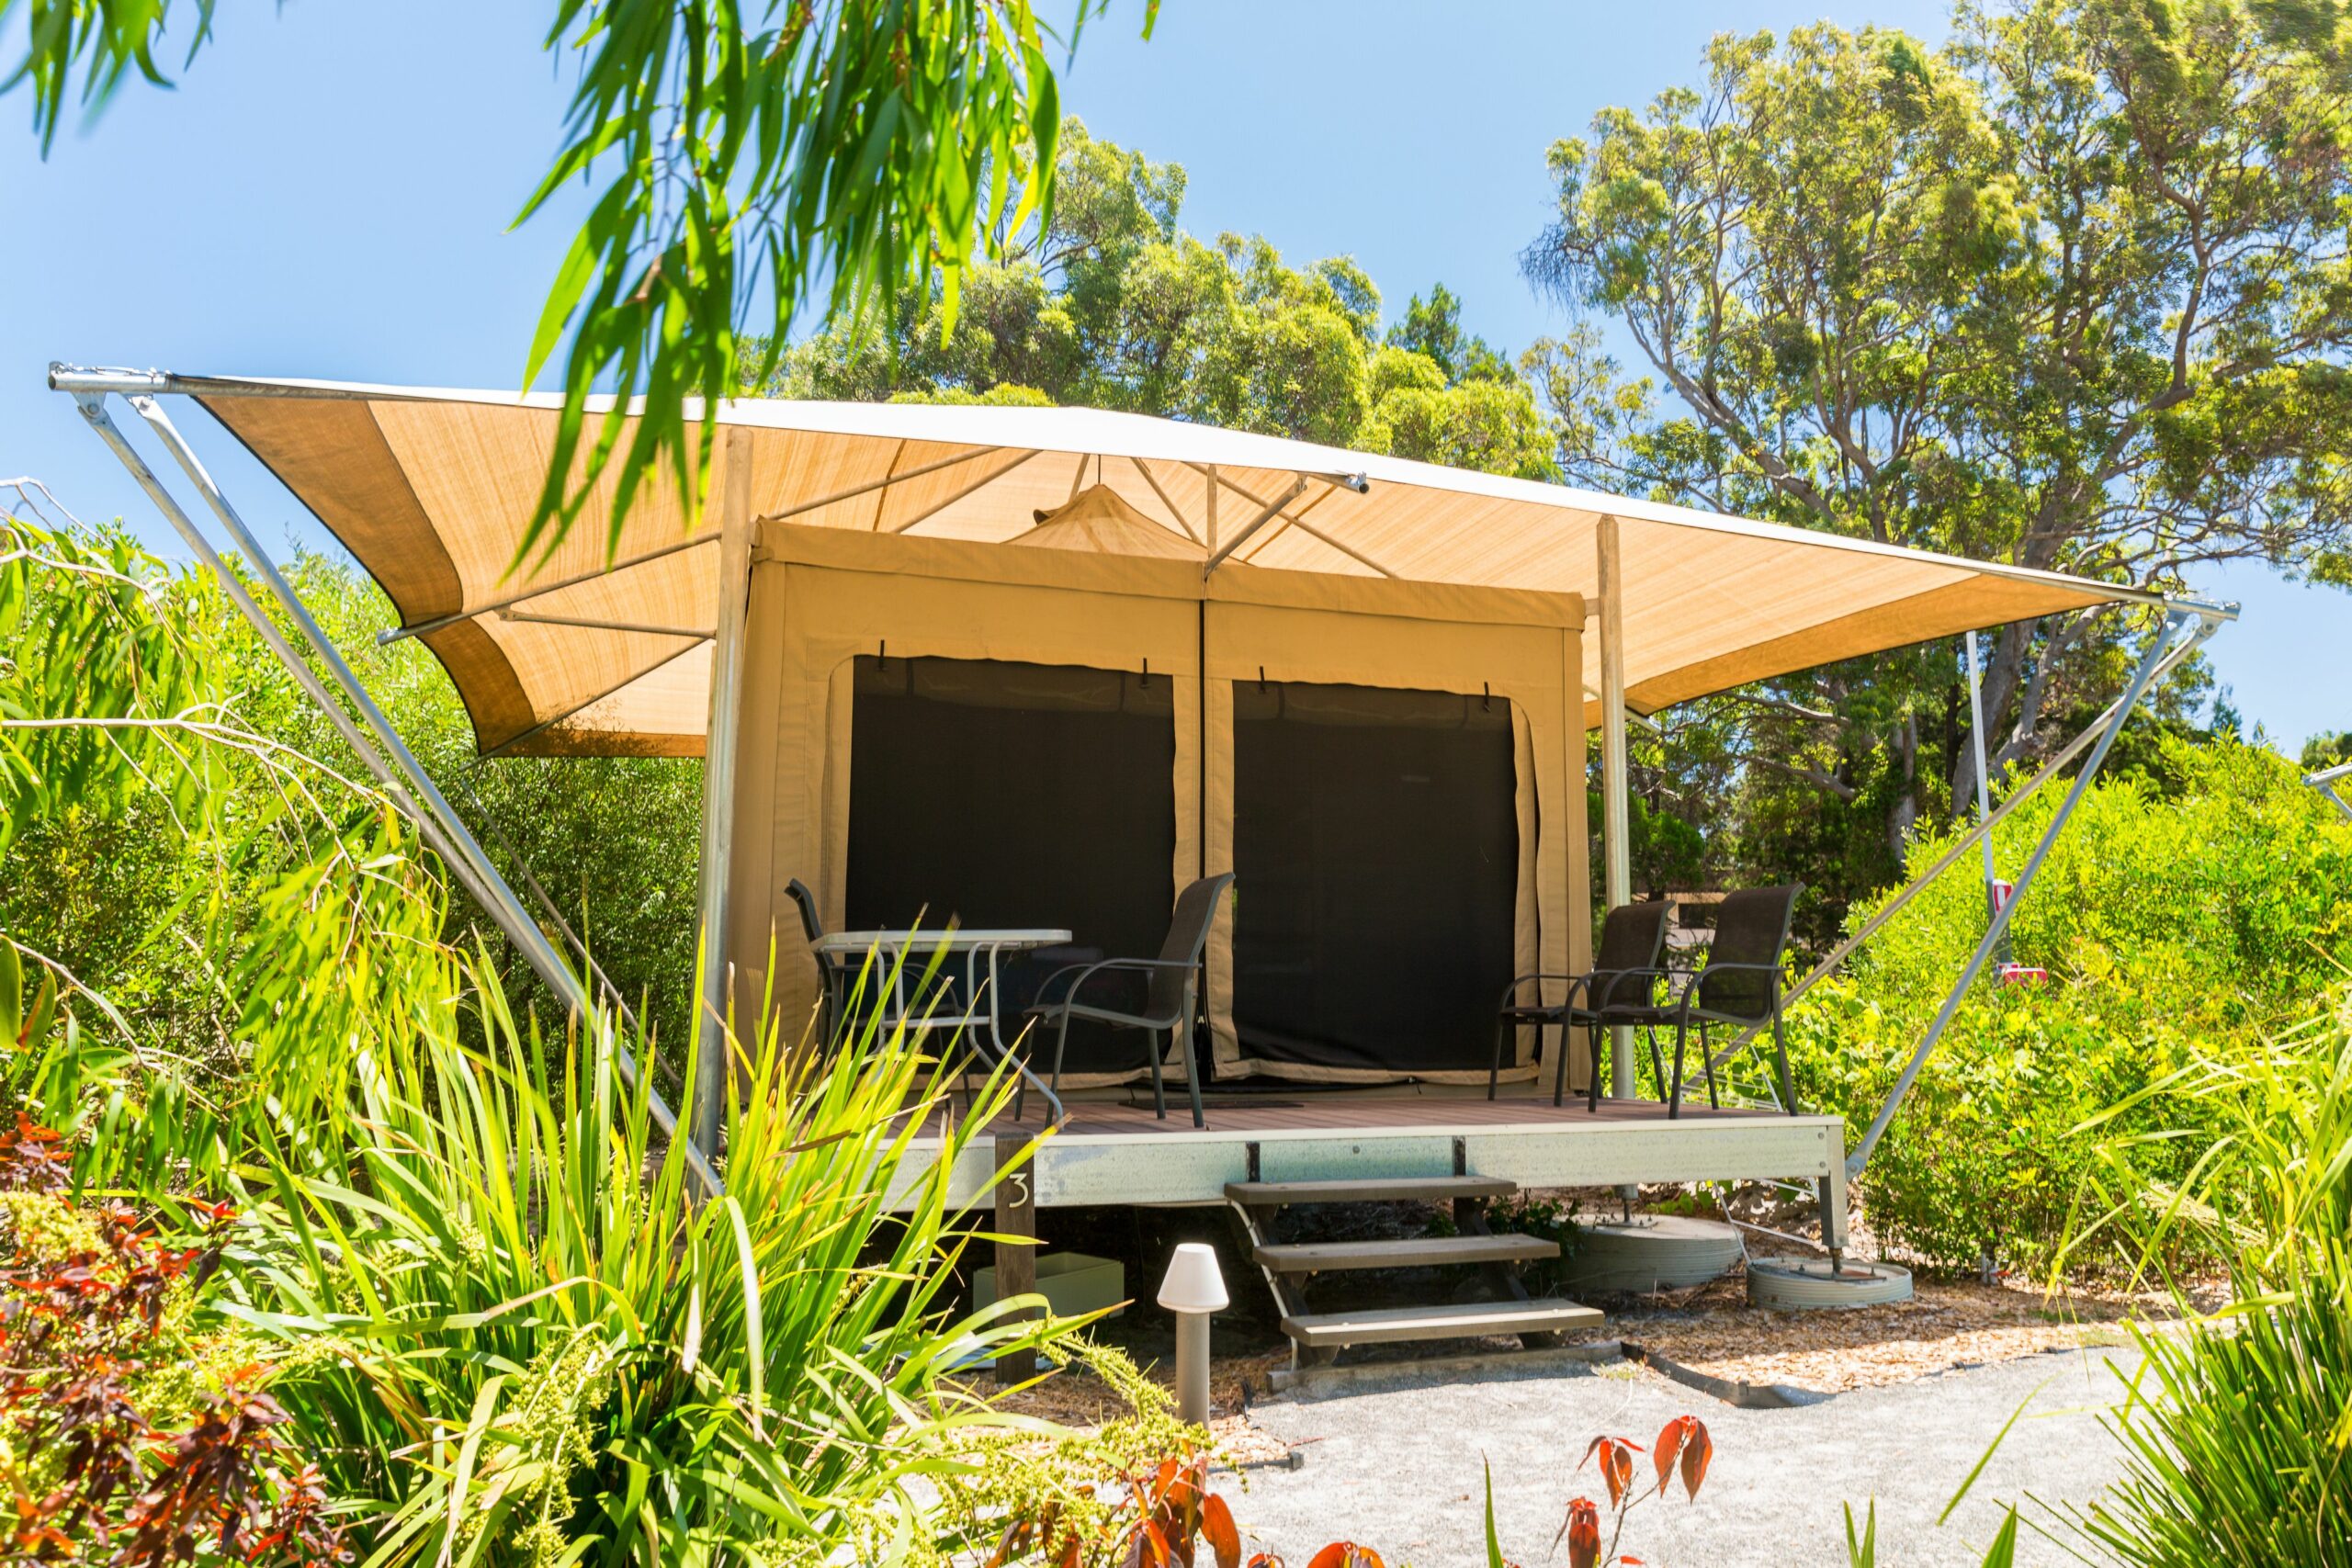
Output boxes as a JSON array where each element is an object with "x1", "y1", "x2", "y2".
[
  {"x1": 1149, "y1": 873, "x2": 1235, "y2": 1024},
  {"x1": 786, "y1": 877, "x2": 845, "y2": 1041},
  {"x1": 785, "y1": 878, "x2": 826, "y2": 944},
  {"x1": 1587, "y1": 899, "x2": 1671, "y2": 1012},
  {"x1": 1694, "y1": 884, "x2": 1801, "y2": 1021}
]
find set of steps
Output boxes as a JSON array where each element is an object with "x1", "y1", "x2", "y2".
[{"x1": 1225, "y1": 1175, "x2": 1601, "y2": 1364}]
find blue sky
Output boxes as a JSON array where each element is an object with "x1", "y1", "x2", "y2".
[{"x1": 1, "y1": 1, "x2": 2338, "y2": 752}]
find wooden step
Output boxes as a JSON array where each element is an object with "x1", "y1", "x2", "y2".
[
  {"x1": 1253, "y1": 1233, "x2": 1558, "y2": 1273},
  {"x1": 1225, "y1": 1175, "x2": 1517, "y2": 1207},
  {"x1": 1281, "y1": 1298, "x2": 1602, "y2": 1348}
]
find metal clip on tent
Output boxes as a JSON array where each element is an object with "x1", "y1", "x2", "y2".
[{"x1": 51, "y1": 364, "x2": 724, "y2": 1201}]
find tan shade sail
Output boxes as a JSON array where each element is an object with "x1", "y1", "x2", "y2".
[{"x1": 186, "y1": 375, "x2": 2155, "y2": 757}]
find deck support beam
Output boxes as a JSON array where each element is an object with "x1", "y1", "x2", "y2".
[
  {"x1": 993, "y1": 1134, "x2": 1039, "y2": 1383},
  {"x1": 692, "y1": 428, "x2": 757, "y2": 1157},
  {"x1": 1596, "y1": 515, "x2": 1633, "y2": 1099}
]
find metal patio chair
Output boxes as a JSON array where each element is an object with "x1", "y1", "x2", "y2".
[
  {"x1": 1595, "y1": 884, "x2": 1804, "y2": 1119},
  {"x1": 1488, "y1": 899, "x2": 1671, "y2": 1106},
  {"x1": 786, "y1": 877, "x2": 850, "y2": 1043},
  {"x1": 1015, "y1": 872, "x2": 1234, "y2": 1128}
]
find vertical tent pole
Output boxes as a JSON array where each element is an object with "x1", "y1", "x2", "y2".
[
  {"x1": 1846, "y1": 610, "x2": 2191, "y2": 1179},
  {"x1": 1962, "y1": 628, "x2": 2007, "y2": 968},
  {"x1": 1962, "y1": 630, "x2": 1998, "y2": 903},
  {"x1": 693, "y1": 425, "x2": 756, "y2": 1158},
  {"x1": 64, "y1": 378, "x2": 721, "y2": 1201},
  {"x1": 1596, "y1": 514, "x2": 1633, "y2": 1098}
]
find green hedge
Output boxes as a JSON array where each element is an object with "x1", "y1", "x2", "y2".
[{"x1": 1781, "y1": 735, "x2": 2352, "y2": 1275}]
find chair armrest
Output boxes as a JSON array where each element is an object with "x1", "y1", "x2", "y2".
[
  {"x1": 1683, "y1": 960, "x2": 1787, "y2": 1013},
  {"x1": 1586, "y1": 965, "x2": 1685, "y2": 1012},
  {"x1": 1026, "y1": 961, "x2": 1093, "y2": 1007},
  {"x1": 1498, "y1": 972, "x2": 1591, "y2": 1009},
  {"x1": 1027, "y1": 956, "x2": 1195, "y2": 1015}
]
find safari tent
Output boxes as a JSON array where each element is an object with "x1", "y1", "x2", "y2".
[{"x1": 55, "y1": 366, "x2": 2231, "y2": 1353}]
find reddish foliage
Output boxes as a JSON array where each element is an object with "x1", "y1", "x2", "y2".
[
  {"x1": 0, "y1": 1113, "x2": 71, "y2": 1194},
  {"x1": 1561, "y1": 1498, "x2": 1601, "y2": 1568},
  {"x1": 1577, "y1": 1436, "x2": 1641, "y2": 1509},
  {"x1": 995, "y1": 1437, "x2": 1251, "y2": 1568},
  {"x1": 0, "y1": 1120, "x2": 346, "y2": 1566},
  {"x1": 1556, "y1": 1416, "x2": 1711, "y2": 1568},
  {"x1": 1651, "y1": 1416, "x2": 1712, "y2": 1502}
]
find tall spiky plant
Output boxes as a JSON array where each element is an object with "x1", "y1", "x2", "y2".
[
  {"x1": 221, "y1": 941, "x2": 1066, "y2": 1567},
  {"x1": 2058, "y1": 990, "x2": 2352, "y2": 1563}
]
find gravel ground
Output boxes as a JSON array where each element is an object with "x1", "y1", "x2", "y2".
[{"x1": 1228, "y1": 1346, "x2": 2139, "y2": 1568}]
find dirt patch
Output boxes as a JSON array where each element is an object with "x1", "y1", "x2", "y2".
[{"x1": 1592, "y1": 1269, "x2": 2163, "y2": 1393}]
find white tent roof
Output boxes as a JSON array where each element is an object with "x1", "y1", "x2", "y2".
[{"x1": 179, "y1": 374, "x2": 2168, "y2": 756}]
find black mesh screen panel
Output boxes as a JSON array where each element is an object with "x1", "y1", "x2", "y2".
[
  {"x1": 1231, "y1": 681, "x2": 1518, "y2": 1074},
  {"x1": 845, "y1": 656, "x2": 1176, "y2": 1074}
]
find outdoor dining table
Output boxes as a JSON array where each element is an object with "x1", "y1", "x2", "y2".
[{"x1": 811, "y1": 927, "x2": 1074, "y2": 1070}]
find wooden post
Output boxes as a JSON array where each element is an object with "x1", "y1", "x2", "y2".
[
  {"x1": 993, "y1": 1133, "x2": 1038, "y2": 1383},
  {"x1": 1596, "y1": 514, "x2": 1633, "y2": 1099},
  {"x1": 692, "y1": 426, "x2": 756, "y2": 1157}
]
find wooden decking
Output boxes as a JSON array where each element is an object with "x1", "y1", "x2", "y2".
[
  {"x1": 1015, "y1": 1092, "x2": 1775, "y2": 1139},
  {"x1": 888, "y1": 1089, "x2": 1850, "y2": 1257}
]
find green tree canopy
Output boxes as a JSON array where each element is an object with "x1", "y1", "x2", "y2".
[
  {"x1": 759, "y1": 120, "x2": 1561, "y2": 480},
  {"x1": 1524, "y1": 0, "x2": 2352, "y2": 888}
]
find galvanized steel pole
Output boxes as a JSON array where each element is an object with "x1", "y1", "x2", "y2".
[
  {"x1": 692, "y1": 426, "x2": 757, "y2": 1159},
  {"x1": 1596, "y1": 515, "x2": 1633, "y2": 1098},
  {"x1": 1847, "y1": 610, "x2": 2193, "y2": 1179}
]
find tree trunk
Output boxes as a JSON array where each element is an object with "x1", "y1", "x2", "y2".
[{"x1": 1890, "y1": 710, "x2": 1919, "y2": 867}]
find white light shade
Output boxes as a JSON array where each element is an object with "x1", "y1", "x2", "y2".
[{"x1": 1157, "y1": 1242, "x2": 1229, "y2": 1314}]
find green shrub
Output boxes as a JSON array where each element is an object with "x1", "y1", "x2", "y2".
[{"x1": 1781, "y1": 734, "x2": 2352, "y2": 1274}]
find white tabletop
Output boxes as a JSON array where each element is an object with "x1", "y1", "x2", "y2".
[{"x1": 813, "y1": 927, "x2": 1072, "y2": 954}]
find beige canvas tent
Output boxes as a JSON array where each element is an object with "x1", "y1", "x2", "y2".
[
  {"x1": 55, "y1": 363, "x2": 2237, "y2": 1347},
  {"x1": 141, "y1": 375, "x2": 2169, "y2": 1098}
]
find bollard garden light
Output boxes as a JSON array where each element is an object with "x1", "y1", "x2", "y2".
[{"x1": 1158, "y1": 1242, "x2": 1228, "y2": 1427}]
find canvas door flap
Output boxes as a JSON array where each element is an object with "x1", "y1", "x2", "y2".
[{"x1": 1203, "y1": 599, "x2": 1572, "y2": 1086}]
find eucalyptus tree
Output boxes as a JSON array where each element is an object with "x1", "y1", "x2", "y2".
[
  {"x1": 766, "y1": 121, "x2": 1561, "y2": 479},
  {"x1": 1525, "y1": 0, "x2": 2352, "y2": 865}
]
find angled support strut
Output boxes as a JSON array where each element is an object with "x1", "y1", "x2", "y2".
[
  {"x1": 1843, "y1": 608, "x2": 2196, "y2": 1180},
  {"x1": 59, "y1": 372, "x2": 720, "y2": 1199}
]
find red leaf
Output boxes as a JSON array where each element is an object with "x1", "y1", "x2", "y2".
[
  {"x1": 1561, "y1": 1498, "x2": 1601, "y2": 1568},
  {"x1": 1202, "y1": 1494, "x2": 1241, "y2": 1568},
  {"x1": 1678, "y1": 1419, "x2": 1713, "y2": 1501},
  {"x1": 1579, "y1": 1438, "x2": 1636, "y2": 1508},
  {"x1": 1652, "y1": 1416, "x2": 1695, "y2": 1498}
]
